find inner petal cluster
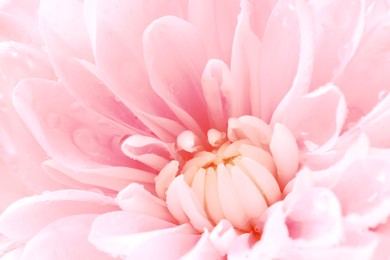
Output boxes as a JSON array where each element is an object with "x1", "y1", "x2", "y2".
[{"x1": 156, "y1": 116, "x2": 299, "y2": 232}]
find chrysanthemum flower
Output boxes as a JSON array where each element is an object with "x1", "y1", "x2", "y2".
[{"x1": 1, "y1": 0, "x2": 390, "y2": 259}]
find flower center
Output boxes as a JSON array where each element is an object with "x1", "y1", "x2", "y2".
[{"x1": 155, "y1": 116, "x2": 299, "y2": 233}]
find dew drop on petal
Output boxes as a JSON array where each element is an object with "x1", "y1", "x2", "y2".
[
  {"x1": 378, "y1": 90, "x2": 388, "y2": 101},
  {"x1": 72, "y1": 128, "x2": 100, "y2": 156}
]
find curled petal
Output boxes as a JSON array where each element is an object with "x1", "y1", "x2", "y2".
[
  {"x1": 279, "y1": 84, "x2": 347, "y2": 153},
  {"x1": 121, "y1": 135, "x2": 175, "y2": 171},
  {"x1": 116, "y1": 183, "x2": 176, "y2": 223}
]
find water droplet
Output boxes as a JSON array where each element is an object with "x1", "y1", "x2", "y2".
[
  {"x1": 337, "y1": 44, "x2": 353, "y2": 63},
  {"x1": 72, "y1": 128, "x2": 100, "y2": 156},
  {"x1": 378, "y1": 90, "x2": 388, "y2": 100},
  {"x1": 10, "y1": 50, "x2": 19, "y2": 58},
  {"x1": 110, "y1": 135, "x2": 122, "y2": 149}
]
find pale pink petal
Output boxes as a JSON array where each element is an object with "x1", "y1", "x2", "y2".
[
  {"x1": 12, "y1": 79, "x2": 132, "y2": 169},
  {"x1": 181, "y1": 230, "x2": 222, "y2": 260},
  {"x1": 284, "y1": 188, "x2": 343, "y2": 247},
  {"x1": 39, "y1": 0, "x2": 93, "y2": 72},
  {"x1": 230, "y1": 4, "x2": 261, "y2": 117},
  {"x1": 64, "y1": 58, "x2": 149, "y2": 135},
  {"x1": 309, "y1": 0, "x2": 365, "y2": 89},
  {"x1": 188, "y1": 0, "x2": 240, "y2": 63},
  {"x1": 88, "y1": 211, "x2": 199, "y2": 259},
  {"x1": 84, "y1": 0, "x2": 186, "y2": 141},
  {"x1": 246, "y1": 0, "x2": 277, "y2": 39},
  {"x1": 177, "y1": 130, "x2": 203, "y2": 153},
  {"x1": 305, "y1": 134, "x2": 371, "y2": 187},
  {"x1": 249, "y1": 203, "x2": 290, "y2": 259},
  {"x1": 41, "y1": 160, "x2": 103, "y2": 192},
  {"x1": 347, "y1": 93, "x2": 390, "y2": 147},
  {"x1": 0, "y1": 42, "x2": 66, "y2": 193},
  {"x1": 1, "y1": 248, "x2": 23, "y2": 260},
  {"x1": 0, "y1": 159, "x2": 31, "y2": 213},
  {"x1": 332, "y1": 159, "x2": 390, "y2": 228},
  {"x1": 228, "y1": 116, "x2": 272, "y2": 146},
  {"x1": 201, "y1": 59, "x2": 235, "y2": 130},
  {"x1": 42, "y1": 160, "x2": 155, "y2": 194},
  {"x1": 0, "y1": 0, "x2": 40, "y2": 21},
  {"x1": 270, "y1": 0, "x2": 315, "y2": 123},
  {"x1": 285, "y1": 228, "x2": 378, "y2": 260},
  {"x1": 21, "y1": 214, "x2": 116, "y2": 260},
  {"x1": 143, "y1": 15, "x2": 210, "y2": 138},
  {"x1": 279, "y1": 85, "x2": 347, "y2": 153},
  {"x1": 335, "y1": 14, "x2": 390, "y2": 123},
  {"x1": 227, "y1": 233, "x2": 252, "y2": 260},
  {"x1": 373, "y1": 220, "x2": 390, "y2": 259},
  {"x1": 0, "y1": 12, "x2": 39, "y2": 44},
  {"x1": 116, "y1": 183, "x2": 176, "y2": 223},
  {"x1": 183, "y1": 220, "x2": 237, "y2": 259},
  {"x1": 0, "y1": 190, "x2": 118, "y2": 241}
]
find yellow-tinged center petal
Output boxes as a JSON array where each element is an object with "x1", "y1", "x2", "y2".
[{"x1": 157, "y1": 116, "x2": 299, "y2": 233}]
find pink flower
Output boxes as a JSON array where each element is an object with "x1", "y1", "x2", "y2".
[{"x1": 1, "y1": 0, "x2": 390, "y2": 259}]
